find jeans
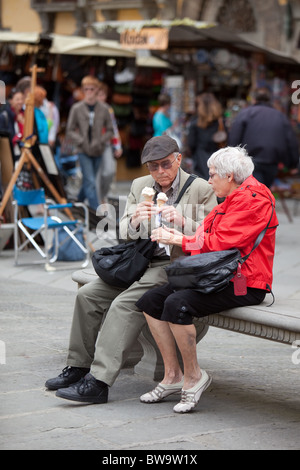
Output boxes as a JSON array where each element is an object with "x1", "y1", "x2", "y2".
[{"x1": 78, "y1": 153, "x2": 102, "y2": 210}]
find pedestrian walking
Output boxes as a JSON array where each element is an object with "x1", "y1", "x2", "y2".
[
  {"x1": 66, "y1": 76, "x2": 113, "y2": 210},
  {"x1": 228, "y1": 87, "x2": 299, "y2": 187}
]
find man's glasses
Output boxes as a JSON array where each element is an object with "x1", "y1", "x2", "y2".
[
  {"x1": 147, "y1": 156, "x2": 177, "y2": 172},
  {"x1": 83, "y1": 87, "x2": 96, "y2": 92}
]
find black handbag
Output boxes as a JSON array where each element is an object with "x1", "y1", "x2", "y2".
[
  {"x1": 166, "y1": 196, "x2": 275, "y2": 295},
  {"x1": 92, "y1": 237, "x2": 157, "y2": 288},
  {"x1": 165, "y1": 248, "x2": 242, "y2": 294},
  {"x1": 92, "y1": 174, "x2": 198, "y2": 288}
]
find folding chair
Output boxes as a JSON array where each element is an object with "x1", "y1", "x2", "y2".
[{"x1": 13, "y1": 186, "x2": 89, "y2": 267}]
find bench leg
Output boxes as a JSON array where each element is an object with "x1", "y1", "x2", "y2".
[
  {"x1": 122, "y1": 340, "x2": 143, "y2": 368},
  {"x1": 134, "y1": 322, "x2": 210, "y2": 381}
]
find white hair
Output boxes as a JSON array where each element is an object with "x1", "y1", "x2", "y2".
[{"x1": 207, "y1": 146, "x2": 254, "y2": 185}]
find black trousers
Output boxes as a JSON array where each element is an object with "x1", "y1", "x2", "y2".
[{"x1": 136, "y1": 282, "x2": 266, "y2": 325}]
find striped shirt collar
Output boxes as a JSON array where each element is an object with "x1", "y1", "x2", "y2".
[{"x1": 153, "y1": 170, "x2": 180, "y2": 205}]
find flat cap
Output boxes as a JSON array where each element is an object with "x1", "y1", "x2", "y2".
[{"x1": 141, "y1": 135, "x2": 179, "y2": 164}]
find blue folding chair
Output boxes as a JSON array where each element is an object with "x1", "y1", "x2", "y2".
[{"x1": 13, "y1": 186, "x2": 89, "y2": 267}]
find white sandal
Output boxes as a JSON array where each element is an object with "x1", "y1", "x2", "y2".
[
  {"x1": 140, "y1": 378, "x2": 184, "y2": 403},
  {"x1": 173, "y1": 370, "x2": 212, "y2": 413}
]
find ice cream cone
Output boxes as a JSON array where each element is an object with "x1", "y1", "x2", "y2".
[
  {"x1": 156, "y1": 192, "x2": 168, "y2": 207},
  {"x1": 143, "y1": 195, "x2": 154, "y2": 202},
  {"x1": 157, "y1": 200, "x2": 166, "y2": 207},
  {"x1": 142, "y1": 186, "x2": 155, "y2": 202}
]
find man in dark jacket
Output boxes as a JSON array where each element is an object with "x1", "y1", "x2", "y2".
[{"x1": 228, "y1": 87, "x2": 299, "y2": 187}]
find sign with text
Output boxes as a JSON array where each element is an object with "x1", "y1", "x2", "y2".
[{"x1": 120, "y1": 28, "x2": 169, "y2": 50}]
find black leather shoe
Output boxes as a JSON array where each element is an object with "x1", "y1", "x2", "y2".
[
  {"x1": 56, "y1": 373, "x2": 108, "y2": 404},
  {"x1": 45, "y1": 366, "x2": 90, "y2": 390}
]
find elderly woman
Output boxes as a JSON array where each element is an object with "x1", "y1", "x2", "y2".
[{"x1": 136, "y1": 146, "x2": 278, "y2": 413}]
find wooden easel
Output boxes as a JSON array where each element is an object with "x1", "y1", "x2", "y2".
[{"x1": 0, "y1": 65, "x2": 72, "y2": 222}]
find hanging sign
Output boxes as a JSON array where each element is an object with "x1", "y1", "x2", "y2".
[{"x1": 120, "y1": 28, "x2": 169, "y2": 50}]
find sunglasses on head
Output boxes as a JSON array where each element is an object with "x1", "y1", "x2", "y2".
[{"x1": 147, "y1": 156, "x2": 177, "y2": 172}]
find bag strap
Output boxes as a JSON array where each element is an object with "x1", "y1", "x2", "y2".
[
  {"x1": 241, "y1": 194, "x2": 276, "y2": 306},
  {"x1": 241, "y1": 195, "x2": 275, "y2": 264},
  {"x1": 174, "y1": 174, "x2": 198, "y2": 205},
  {"x1": 152, "y1": 174, "x2": 197, "y2": 205}
]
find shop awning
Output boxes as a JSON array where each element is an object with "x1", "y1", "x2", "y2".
[
  {"x1": 49, "y1": 35, "x2": 136, "y2": 58},
  {"x1": 93, "y1": 20, "x2": 299, "y2": 65},
  {"x1": 0, "y1": 26, "x2": 296, "y2": 66},
  {"x1": 191, "y1": 25, "x2": 299, "y2": 65},
  {"x1": 136, "y1": 55, "x2": 170, "y2": 68},
  {"x1": 136, "y1": 50, "x2": 171, "y2": 68},
  {"x1": 0, "y1": 31, "x2": 136, "y2": 58},
  {"x1": 0, "y1": 31, "x2": 40, "y2": 44}
]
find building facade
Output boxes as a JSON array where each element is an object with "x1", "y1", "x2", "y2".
[
  {"x1": 0, "y1": 0, "x2": 299, "y2": 182},
  {"x1": 0, "y1": 1, "x2": 299, "y2": 61}
]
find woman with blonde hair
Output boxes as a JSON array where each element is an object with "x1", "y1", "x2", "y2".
[{"x1": 188, "y1": 92, "x2": 225, "y2": 180}]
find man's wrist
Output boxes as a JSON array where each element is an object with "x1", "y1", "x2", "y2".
[{"x1": 129, "y1": 216, "x2": 140, "y2": 231}]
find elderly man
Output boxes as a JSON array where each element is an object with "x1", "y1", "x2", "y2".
[{"x1": 45, "y1": 135, "x2": 216, "y2": 404}]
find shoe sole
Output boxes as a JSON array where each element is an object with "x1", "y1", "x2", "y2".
[
  {"x1": 45, "y1": 378, "x2": 86, "y2": 391},
  {"x1": 56, "y1": 389, "x2": 108, "y2": 404},
  {"x1": 140, "y1": 390, "x2": 181, "y2": 404},
  {"x1": 173, "y1": 376, "x2": 212, "y2": 413},
  {"x1": 45, "y1": 383, "x2": 70, "y2": 391}
]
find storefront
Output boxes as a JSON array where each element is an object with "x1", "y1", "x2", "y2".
[
  {"x1": 0, "y1": 25, "x2": 298, "y2": 181},
  {"x1": 91, "y1": 21, "x2": 299, "y2": 175}
]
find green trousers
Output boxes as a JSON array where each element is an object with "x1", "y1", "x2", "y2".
[{"x1": 66, "y1": 259, "x2": 169, "y2": 386}]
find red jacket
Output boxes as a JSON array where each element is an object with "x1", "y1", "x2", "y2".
[{"x1": 182, "y1": 176, "x2": 278, "y2": 291}]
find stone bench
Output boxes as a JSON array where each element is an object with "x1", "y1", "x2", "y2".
[{"x1": 71, "y1": 268, "x2": 300, "y2": 381}]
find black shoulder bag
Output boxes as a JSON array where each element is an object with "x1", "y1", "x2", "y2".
[
  {"x1": 165, "y1": 196, "x2": 275, "y2": 302},
  {"x1": 92, "y1": 174, "x2": 197, "y2": 288}
]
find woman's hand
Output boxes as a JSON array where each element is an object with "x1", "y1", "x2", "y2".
[
  {"x1": 158, "y1": 204, "x2": 185, "y2": 227},
  {"x1": 151, "y1": 225, "x2": 183, "y2": 246}
]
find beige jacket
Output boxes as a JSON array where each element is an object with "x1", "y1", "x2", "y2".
[
  {"x1": 119, "y1": 168, "x2": 217, "y2": 261},
  {"x1": 66, "y1": 101, "x2": 114, "y2": 157}
]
